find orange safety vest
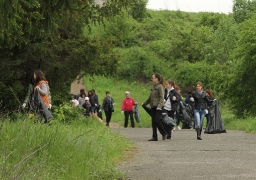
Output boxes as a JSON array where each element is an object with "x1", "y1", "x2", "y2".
[{"x1": 34, "y1": 80, "x2": 49, "y2": 107}]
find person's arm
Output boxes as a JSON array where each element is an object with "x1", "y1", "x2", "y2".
[
  {"x1": 37, "y1": 83, "x2": 47, "y2": 96},
  {"x1": 95, "y1": 95, "x2": 99, "y2": 105},
  {"x1": 121, "y1": 99, "x2": 125, "y2": 111},
  {"x1": 47, "y1": 84, "x2": 51, "y2": 104},
  {"x1": 132, "y1": 98, "x2": 136, "y2": 105},
  {"x1": 157, "y1": 85, "x2": 164, "y2": 109},
  {"x1": 23, "y1": 84, "x2": 33, "y2": 104}
]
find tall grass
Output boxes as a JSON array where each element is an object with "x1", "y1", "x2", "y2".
[{"x1": 0, "y1": 112, "x2": 133, "y2": 179}]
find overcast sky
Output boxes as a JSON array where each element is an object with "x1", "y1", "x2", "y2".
[{"x1": 146, "y1": 0, "x2": 233, "y2": 14}]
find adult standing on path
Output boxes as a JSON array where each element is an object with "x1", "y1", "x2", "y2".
[
  {"x1": 191, "y1": 82, "x2": 213, "y2": 140},
  {"x1": 142, "y1": 73, "x2": 167, "y2": 141},
  {"x1": 102, "y1": 91, "x2": 114, "y2": 126},
  {"x1": 121, "y1": 91, "x2": 136, "y2": 128}
]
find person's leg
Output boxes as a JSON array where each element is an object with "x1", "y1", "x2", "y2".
[
  {"x1": 176, "y1": 113, "x2": 181, "y2": 130},
  {"x1": 199, "y1": 109, "x2": 206, "y2": 128},
  {"x1": 199, "y1": 109, "x2": 206, "y2": 138},
  {"x1": 124, "y1": 111, "x2": 129, "y2": 128},
  {"x1": 109, "y1": 110, "x2": 112, "y2": 123},
  {"x1": 155, "y1": 109, "x2": 167, "y2": 139},
  {"x1": 105, "y1": 111, "x2": 110, "y2": 126},
  {"x1": 194, "y1": 109, "x2": 202, "y2": 140},
  {"x1": 149, "y1": 108, "x2": 158, "y2": 140},
  {"x1": 163, "y1": 110, "x2": 172, "y2": 139},
  {"x1": 129, "y1": 111, "x2": 135, "y2": 127}
]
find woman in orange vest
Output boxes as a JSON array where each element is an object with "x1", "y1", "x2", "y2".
[{"x1": 33, "y1": 69, "x2": 50, "y2": 108}]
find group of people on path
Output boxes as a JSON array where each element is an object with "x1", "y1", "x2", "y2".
[
  {"x1": 72, "y1": 88, "x2": 138, "y2": 127},
  {"x1": 142, "y1": 73, "x2": 226, "y2": 141},
  {"x1": 22, "y1": 70, "x2": 225, "y2": 141}
]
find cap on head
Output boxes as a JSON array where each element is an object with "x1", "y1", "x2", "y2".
[
  {"x1": 125, "y1": 91, "x2": 130, "y2": 94},
  {"x1": 85, "y1": 97, "x2": 89, "y2": 101},
  {"x1": 106, "y1": 91, "x2": 110, "y2": 95}
]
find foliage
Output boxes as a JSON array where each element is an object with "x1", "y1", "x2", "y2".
[
  {"x1": 129, "y1": 0, "x2": 149, "y2": 22},
  {"x1": 226, "y1": 14, "x2": 256, "y2": 117},
  {"x1": 204, "y1": 15, "x2": 238, "y2": 64},
  {"x1": 233, "y1": 0, "x2": 256, "y2": 24},
  {"x1": 0, "y1": 0, "x2": 139, "y2": 112},
  {"x1": 117, "y1": 47, "x2": 167, "y2": 81}
]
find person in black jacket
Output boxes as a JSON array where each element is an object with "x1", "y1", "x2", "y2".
[
  {"x1": 163, "y1": 79, "x2": 181, "y2": 139},
  {"x1": 191, "y1": 82, "x2": 213, "y2": 140},
  {"x1": 88, "y1": 90, "x2": 98, "y2": 114},
  {"x1": 101, "y1": 91, "x2": 114, "y2": 126}
]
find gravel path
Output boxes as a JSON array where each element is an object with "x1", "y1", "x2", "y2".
[{"x1": 111, "y1": 126, "x2": 256, "y2": 180}]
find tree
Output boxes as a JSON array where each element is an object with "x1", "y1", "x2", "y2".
[
  {"x1": 0, "y1": 0, "x2": 138, "y2": 112},
  {"x1": 227, "y1": 14, "x2": 256, "y2": 117},
  {"x1": 233, "y1": 0, "x2": 256, "y2": 24}
]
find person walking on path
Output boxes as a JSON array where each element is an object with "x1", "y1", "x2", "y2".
[
  {"x1": 121, "y1": 91, "x2": 137, "y2": 128},
  {"x1": 163, "y1": 79, "x2": 181, "y2": 138},
  {"x1": 190, "y1": 82, "x2": 213, "y2": 140},
  {"x1": 142, "y1": 73, "x2": 167, "y2": 141},
  {"x1": 102, "y1": 91, "x2": 114, "y2": 126}
]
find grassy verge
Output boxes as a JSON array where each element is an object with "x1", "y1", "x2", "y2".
[{"x1": 0, "y1": 110, "x2": 133, "y2": 180}]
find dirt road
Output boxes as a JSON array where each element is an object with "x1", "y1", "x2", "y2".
[{"x1": 111, "y1": 127, "x2": 256, "y2": 180}]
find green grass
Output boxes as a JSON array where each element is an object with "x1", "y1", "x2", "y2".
[{"x1": 0, "y1": 112, "x2": 133, "y2": 179}]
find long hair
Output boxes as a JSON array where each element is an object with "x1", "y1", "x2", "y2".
[
  {"x1": 154, "y1": 73, "x2": 164, "y2": 86},
  {"x1": 206, "y1": 89, "x2": 214, "y2": 99},
  {"x1": 166, "y1": 79, "x2": 176, "y2": 89},
  {"x1": 34, "y1": 69, "x2": 46, "y2": 85}
]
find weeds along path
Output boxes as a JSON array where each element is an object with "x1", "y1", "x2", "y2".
[{"x1": 111, "y1": 127, "x2": 256, "y2": 180}]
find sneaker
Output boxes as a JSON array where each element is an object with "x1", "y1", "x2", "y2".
[
  {"x1": 177, "y1": 126, "x2": 181, "y2": 130},
  {"x1": 173, "y1": 126, "x2": 176, "y2": 131}
]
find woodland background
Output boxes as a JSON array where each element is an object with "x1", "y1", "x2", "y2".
[{"x1": 1, "y1": 0, "x2": 256, "y2": 117}]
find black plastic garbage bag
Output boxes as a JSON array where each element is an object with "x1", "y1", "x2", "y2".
[
  {"x1": 133, "y1": 104, "x2": 140, "y2": 123},
  {"x1": 205, "y1": 99, "x2": 227, "y2": 134},
  {"x1": 161, "y1": 113, "x2": 175, "y2": 129}
]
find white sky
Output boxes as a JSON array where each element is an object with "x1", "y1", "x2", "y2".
[{"x1": 146, "y1": 0, "x2": 234, "y2": 14}]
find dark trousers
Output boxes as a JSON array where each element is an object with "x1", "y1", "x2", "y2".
[
  {"x1": 206, "y1": 114, "x2": 211, "y2": 126},
  {"x1": 175, "y1": 113, "x2": 181, "y2": 126},
  {"x1": 104, "y1": 109, "x2": 112, "y2": 124},
  {"x1": 151, "y1": 108, "x2": 166, "y2": 139},
  {"x1": 124, "y1": 110, "x2": 135, "y2": 127},
  {"x1": 162, "y1": 109, "x2": 175, "y2": 138}
]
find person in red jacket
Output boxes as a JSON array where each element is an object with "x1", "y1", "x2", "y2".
[{"x1": 121, "y1": 91, "x2": 137, "y2": 128}]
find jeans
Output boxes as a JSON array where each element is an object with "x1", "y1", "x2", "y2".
[{"x1": 193, "y1": 109, "x2": 206, "y2": 127}]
